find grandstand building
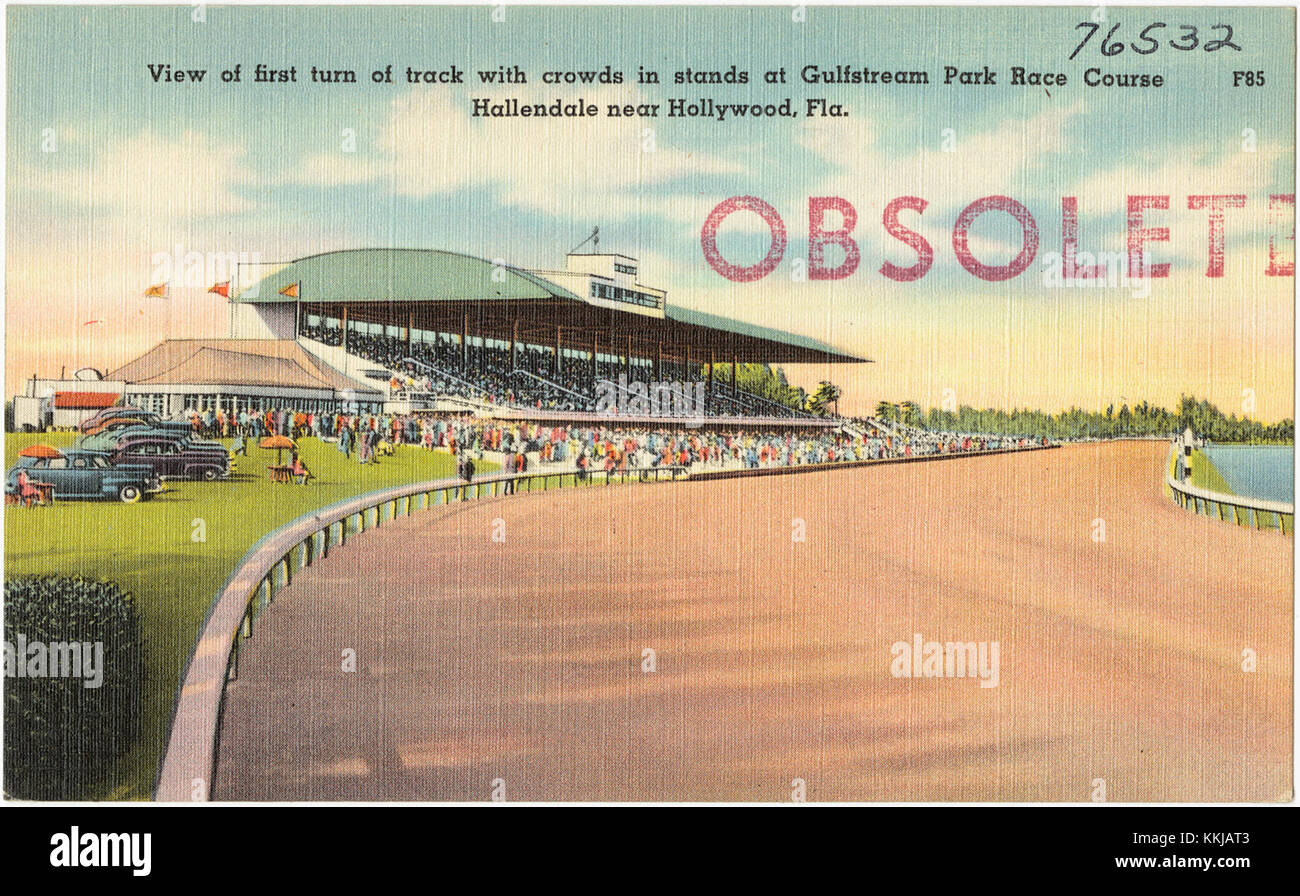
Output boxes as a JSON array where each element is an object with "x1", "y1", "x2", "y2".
[
  {"x1": 229, "y1": 248, "x2": 865, "y2": 423},
  {"x1": 14, "y1": 248, "x2": 866, "y2": 428}
]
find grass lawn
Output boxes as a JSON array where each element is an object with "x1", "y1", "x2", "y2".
[
  {"x1": 1188, "y1": 448, "x2": 1233, "y2": 493},
  {"x1": 4, "y1": 431, "x2": 495, "y2": 799}
]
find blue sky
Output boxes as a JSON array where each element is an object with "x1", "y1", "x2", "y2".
[{"x1": 6, "y1": 4, "x2": 1296, "y2": 419}]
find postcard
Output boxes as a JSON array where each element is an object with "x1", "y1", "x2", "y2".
[{"x1": 3, "y1": 3, "x2": 1293, "y2": 808}]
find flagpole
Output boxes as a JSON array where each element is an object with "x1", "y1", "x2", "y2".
[
  {"x1": 229, "y1": 267, "x2": 235, "y2": 338},
  {"x1": 277, "y1": 281, "x2": 302, "y2": 339}
]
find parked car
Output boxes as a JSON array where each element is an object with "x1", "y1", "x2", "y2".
[
  {"x1": 113, "y1": 429, "x2": 227, "y2": 457},
  {"x1": 108, "y1": 435, "x2": 230, "y2": 481},
  {"x1": 6, "y1": 450, "x2": 162, "y2": 503},
  {"x1": 108, "y1": 426, "x2": 222, "y2": 449},
  {"x1": 81, "y1": 417, "x2": 156, "y2": 437},
  {"x1": 82, "y1": 415, "x2": 194, "y2": 438},
  {"x1": 77, "y1": 425, "x2": 224, "y2": 456},
  {"x1": 79, "y1": 405, "x2": 160, "y2": 433}
]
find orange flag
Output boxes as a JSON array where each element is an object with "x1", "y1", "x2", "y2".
[
  {"x1": 144, "y1": 283, "x2": 168, "y2": 298},
  {"x1": 209, "y1": 281, "x2": 230, "y2": 297},
  {"x1": 279, "y1": 282, "x2": 300, "y2": 298}
]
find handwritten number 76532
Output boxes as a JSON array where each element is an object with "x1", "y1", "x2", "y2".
[{"x1": 1069, "y1": 22, "x2": 1242, "y2": 61}]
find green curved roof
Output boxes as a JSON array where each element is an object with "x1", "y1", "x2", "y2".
[
  {"x1": 663, "y1": 305, "x2": 864, "y2": 362},
  {"x1": 236, "y1": 249, "x2": 579, "y2": 304},
  {"x1": 236, "y1": 247, "x2": 867, "y2": 363}
]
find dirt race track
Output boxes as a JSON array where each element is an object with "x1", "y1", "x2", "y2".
[{"x1": 213, "y1": 441, "x2": 1292, "y2": 801}]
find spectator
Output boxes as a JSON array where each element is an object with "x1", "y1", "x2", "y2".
[{"x1": 458, "y1": 455, "x2": 475, "y2": 501}]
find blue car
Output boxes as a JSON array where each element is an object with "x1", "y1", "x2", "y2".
[{"x1": 6, "y1": 450, "x2": 163, "y2": 503}]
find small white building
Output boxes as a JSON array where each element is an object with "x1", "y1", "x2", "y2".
[
  {"x1": 12, "y1": 372, "x2": 123, "y2": 431},
  {"x1": 527, "y1": 254, "x2": 666, "y2": 319}
]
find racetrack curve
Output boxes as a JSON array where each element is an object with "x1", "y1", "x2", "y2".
[{"x1": 212, "y1": 441, "x2": 1292, "y2": 801}]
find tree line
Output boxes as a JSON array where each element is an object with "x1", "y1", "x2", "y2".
[
  {"x1": 706, "y1": 363, "x2": 842, "y2": 416},
  {"x1": 871, "y1": 395, "x2": 1294, "y2": 443},
  {"x1": 697, "y1": 365, "x2": 1292, "y2": 444}
]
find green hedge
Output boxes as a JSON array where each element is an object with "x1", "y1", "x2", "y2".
[{"x1": 4, "y1": 576, "x2": 143, "y2": 799}]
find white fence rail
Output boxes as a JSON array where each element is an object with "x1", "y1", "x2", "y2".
[{"x1": 1166, "y1": 446, "x2": 1293, "y2": 532}]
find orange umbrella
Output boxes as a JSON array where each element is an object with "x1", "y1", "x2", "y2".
[
  {"x1": 19, "y1": 444, "x2": 63, "y2": 459},
  {"x1": 259, "y1": 435, "x2": 296, "y2": 464}
]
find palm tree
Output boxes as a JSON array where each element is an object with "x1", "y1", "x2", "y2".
[
  {"x1": 899, "y1": 400, "x2": 922, "y2": 427},
  {"x1": 816, "y1": 381, "x2": 842, "y2": 417}
]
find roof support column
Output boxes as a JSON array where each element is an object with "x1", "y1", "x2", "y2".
[
  {"x1": 461, "y1": 312, "x2": 469, "y2": 370},
  {"x1": 625, "y1": 335, "x2": 632, "y2": 378},
  {"x1": 708, "y1": 350, "x2": 715, "y2": 395},
  {"x1": 591, "y1": 334, "x2": 598, "y2": 380},
  {"x1": 406, "y1": 311, "x2": 413, "y2": 358},
  {"x1": 511, "y1": 318, "x2": 519, "y2": 370},
  {"x1": 655, "y1": 340, "x2": 662, "y2": 381},
  {"x1": 731, "y1": 351, "x2": 738, "y2": 398},
  {"x1": 340, "y1": 305, "x2": 348, "y2": 355},
  {"x1": 684, "y1": 346, "x2": 691, "y2": 384},
  {"x1": 554, "y1": 326, "x2": 562, "y2": 376}
]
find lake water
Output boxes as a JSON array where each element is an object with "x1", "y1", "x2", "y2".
[{"x1": 1203, "y1": 445, "x2": 1295, "y2": 503}]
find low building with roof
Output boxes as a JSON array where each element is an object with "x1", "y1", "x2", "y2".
[{"x1": 108, "y1": 339, "x2": 384, "y2": 416}]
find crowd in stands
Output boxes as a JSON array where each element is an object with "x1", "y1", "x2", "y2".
[
  {"x1": 864, "y1": 420, "x2": 1050, "y2": 457},
  {"x1": 326, "y1": 414, "x2": 1041, "y2": 472},
  {"x1": 299, "y1": 321, "x2": 811, "y2": 419},
  {"x1": 158, "y1": 323, "x2": 1051, "y2": 477},
  {"x1": 439, "y1": 419, "x2": 1045, "y2": 472},
  {"x1": 179, "y1": 401, "x2": 1046, "y2": 477}
]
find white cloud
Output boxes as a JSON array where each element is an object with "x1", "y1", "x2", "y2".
[
  {"x1": 1069, "y1": 140, "x2": 1290, "y2": 204},
  {"x1": 19, "y1": 129, "x2": 257, "y2": 221},
  {"x1": 290, "y1": 86, "x2": 750, "y2": 223},
  {"x1": 804, "y1": 100, "x2": 1088, "y2": 214},
  {"x1": 293, "y1": 151, "x2": 386, "y2": 187}
]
